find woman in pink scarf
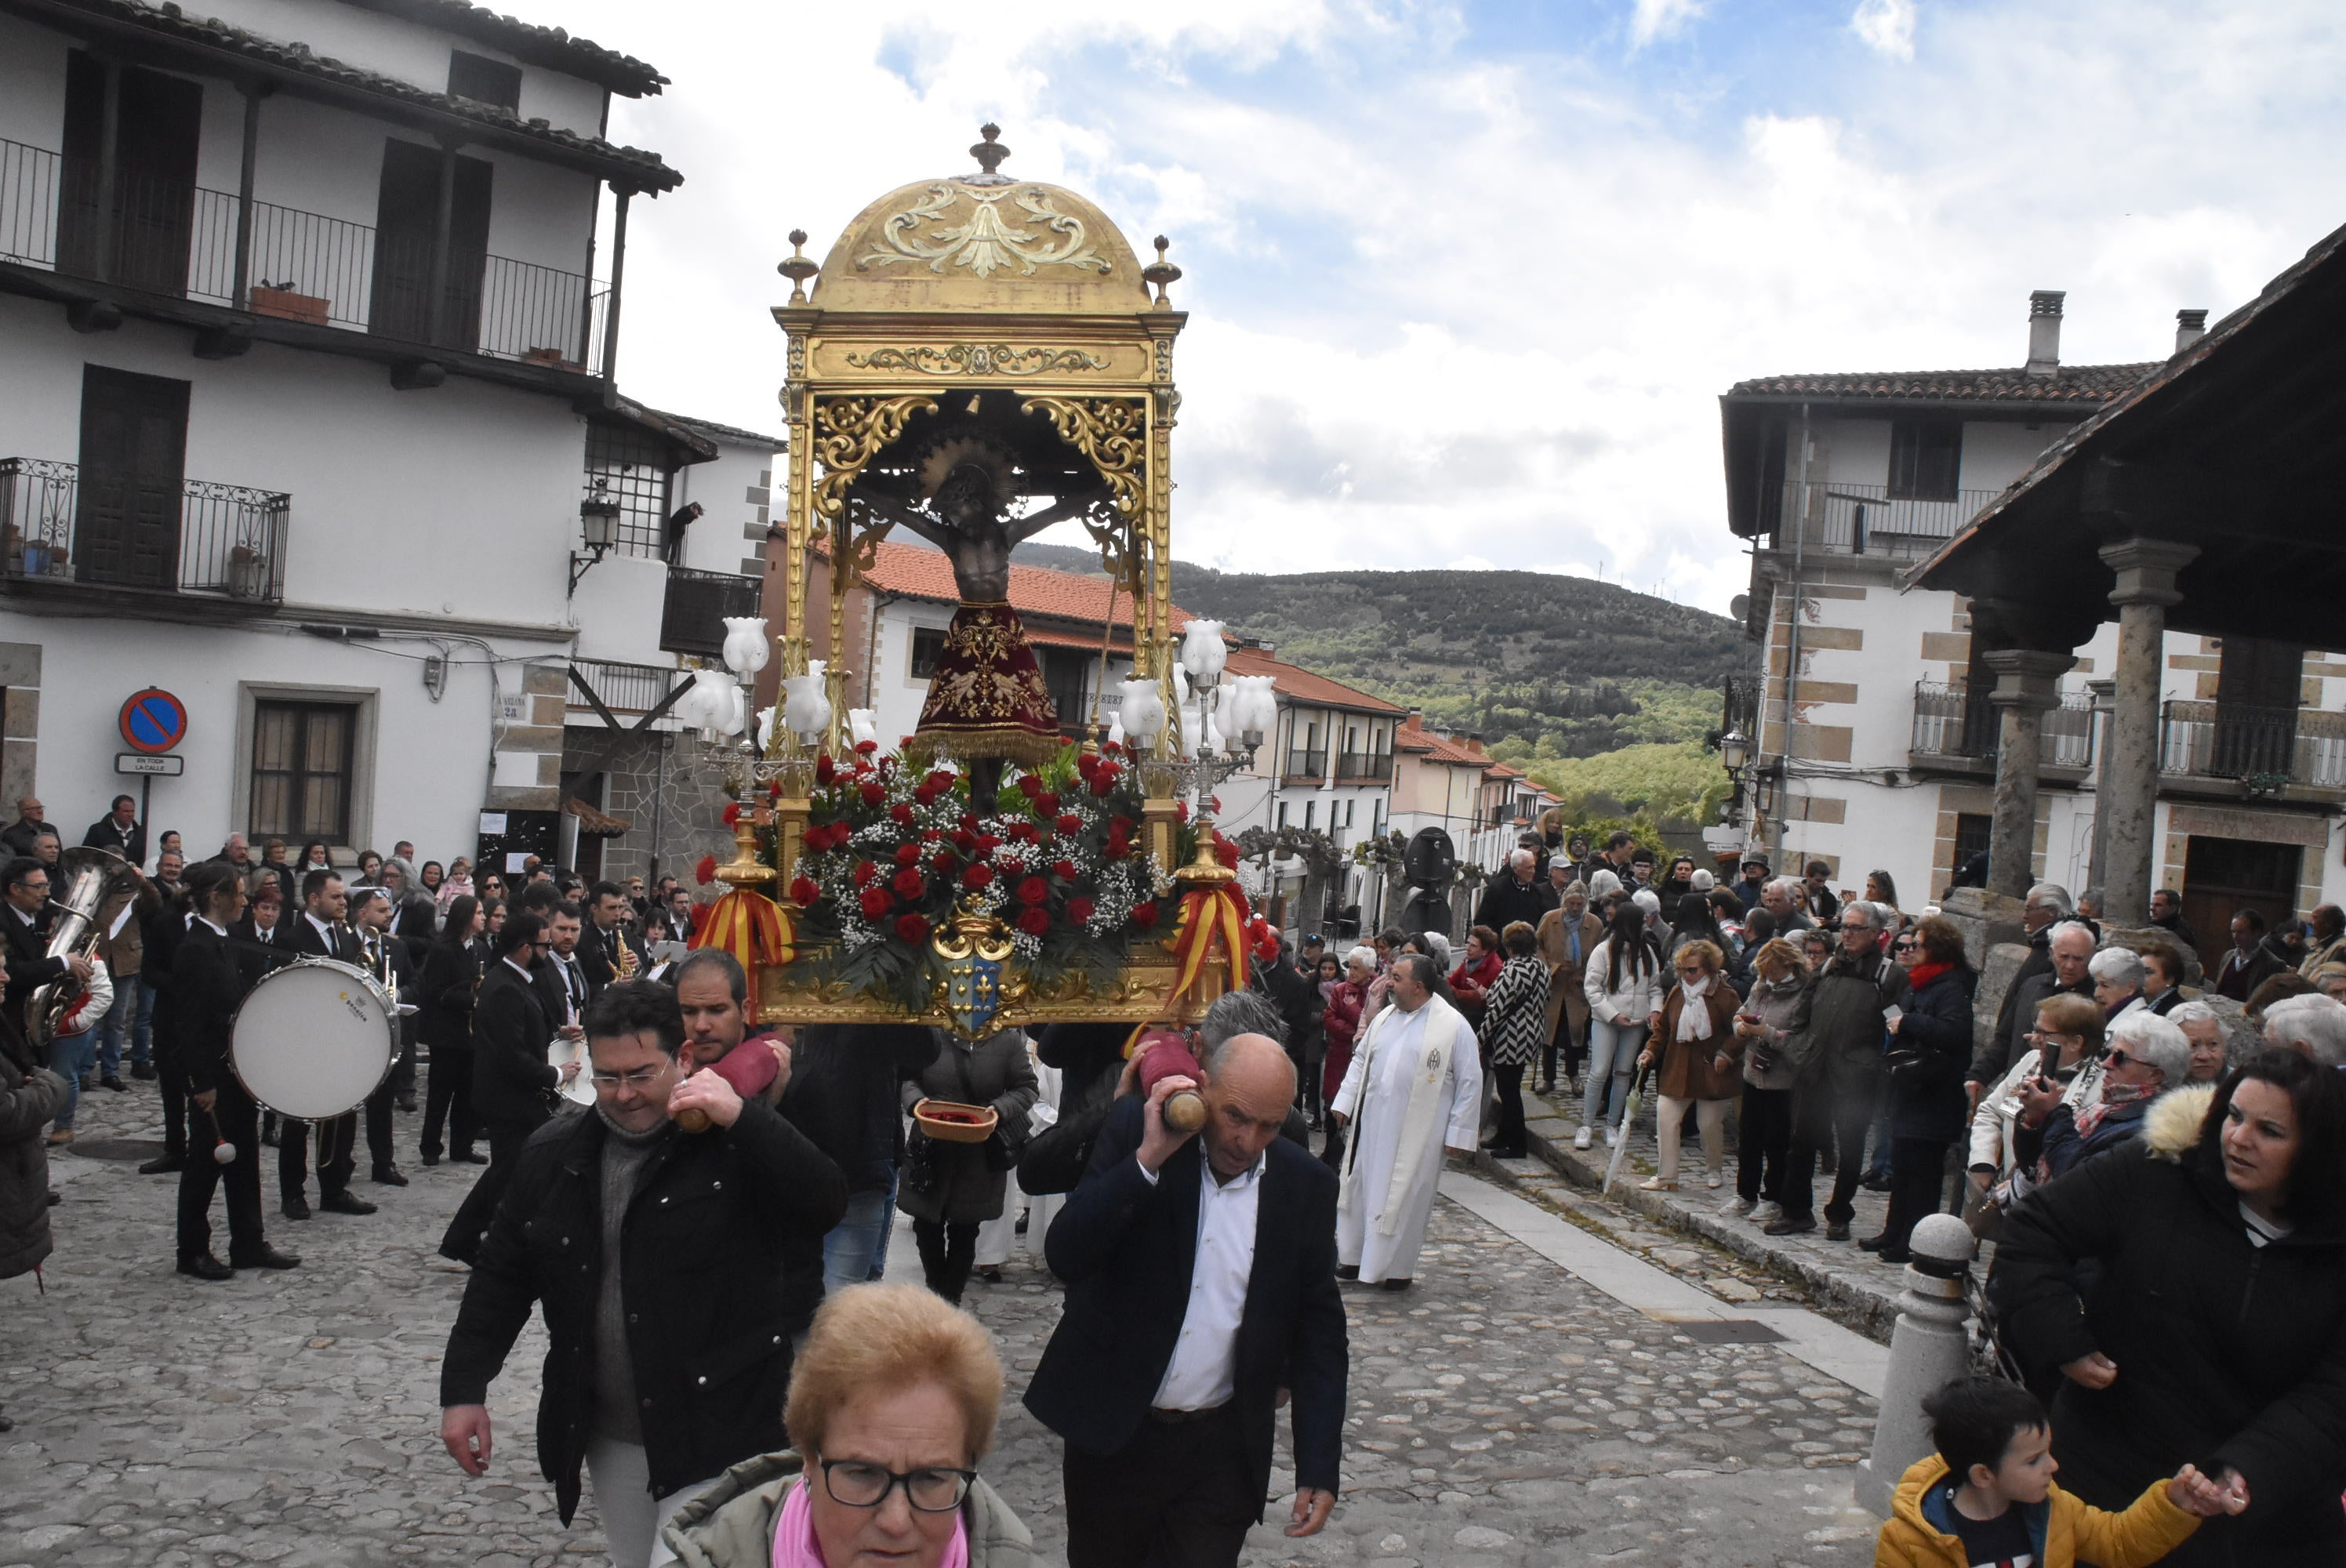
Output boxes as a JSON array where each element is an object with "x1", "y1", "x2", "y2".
[{"x1": 659, "y1": 1283, "x2": 1032, "y2": 1567}]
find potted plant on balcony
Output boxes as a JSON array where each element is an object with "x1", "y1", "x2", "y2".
[{"x1": 249, "y1": 278, "x2": 330, "y2": 327}]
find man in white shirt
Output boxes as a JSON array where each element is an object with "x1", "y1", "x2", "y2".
[{"x1": 1028, "y1": 1032, "x2": 1346, "y2": 1567}]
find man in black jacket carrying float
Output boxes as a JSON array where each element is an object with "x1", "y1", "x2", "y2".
[
  {"x1": 438, "y1": 980, "x2": 847, "y2": 1568},
  {"x1": 1026, "y1": 1029, "x2": 1348, "y2": 1568}
]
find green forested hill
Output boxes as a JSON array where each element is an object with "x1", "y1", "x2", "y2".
[{"x1": 1004, "y1": 541, "x2": 1745, "y2": 765}]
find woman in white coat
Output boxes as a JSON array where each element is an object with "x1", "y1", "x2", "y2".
[{"x1": 1578, "y1": 902, "x2": 1662, "y2": 1151}]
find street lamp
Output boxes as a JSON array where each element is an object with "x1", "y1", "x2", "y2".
[
  {"x1": 572, "y1": 481, "x2": 620, "y2": 593},
  {"x1": 1720, "y1": 727, "x2": 1749, "y2": 772}
]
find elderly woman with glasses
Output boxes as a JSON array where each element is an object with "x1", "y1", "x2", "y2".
[
  {"x1": 1636, "y1": 939, "x2": 1743, "y2": 1190},
  {"x1": 663, "y1": 1283, "x2": 1032, "y2": 1567},
  {"x1": 1863, "y1": 914, "x2": 1976, "y2": 1262},
  {"x1": 1968, "y1": 991, "x2": 2106, "y2": 1206},
  {"x1": 2016, "y1": 1010, "x2": 2194, "y2": 1181}
]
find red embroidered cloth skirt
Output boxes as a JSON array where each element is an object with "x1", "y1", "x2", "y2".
[{"x1": 910, "y1": 601, "x2": 1062, "y2": 764}]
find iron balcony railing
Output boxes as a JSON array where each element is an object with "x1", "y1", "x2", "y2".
[
  {"x1": 1284, "y1": 748, "x2": 1327, "y2": 780},
  {"x1": 1765, "y1": 480, "x2": 2005, "y2": 560},
  {"x1": 0, "y1": 457, "x2": 289, "y2": 601},
  {"x1": 659, "y1": 568, "x2": 761, "y2": 659},
  {"x1": 568, "y1": 659, "x2": 687, "y2": 729},
  {"x1": 1336, "y1": 751, "x2": 1393, "y2": 781},
  {"x1": 2161, "y1": 701, "x2": 2346, "y2": 791},
  {"x1": 1911, "y1": 681, "x2": 2094, "y2": 768},
  {"x1": 0, "y1": 138, "x2": 608, "y2": 367}
]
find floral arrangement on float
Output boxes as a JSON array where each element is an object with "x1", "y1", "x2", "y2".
[{"x1": 779, "y1": 739, "x2": 1180, "y2": 1012}]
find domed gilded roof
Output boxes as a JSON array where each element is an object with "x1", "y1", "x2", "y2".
[{"x1": 810, "y1": 126, "x2": 1152, "y2": 316}]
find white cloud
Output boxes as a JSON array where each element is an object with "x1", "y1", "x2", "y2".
[
  {"x1": 1852, "y1": 0, "x2": 1918, "y2": 60},
  {"x1": 1630, "y1": 0, "x2": 1705, "y2": 49},
  {"x1": 507, "y1": 0, "x2": 2346, "y2": 615}
]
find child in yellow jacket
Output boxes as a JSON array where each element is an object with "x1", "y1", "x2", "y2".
[{"x1": 1876, "y1": 1377, "x2": 2243, "y2": 1567}]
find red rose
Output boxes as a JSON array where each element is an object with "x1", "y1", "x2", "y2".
[
  {"x1": 1017, "y1": 774, "x2": 1041, "y2": 797},
  {"x1": 1066, "y1": 896, "x2": 1095, "y2": 924},
  {"x1": 768, "y1": 779, "x2": 783, "y2": 800},
  {"x1": 721, "y1": 800, "x2": 743, "y2": 827},
  {"x1": 1102, "y1": 739, "x2": 1124, "y2": 757},
  {"x1": 891, "y1": 868, "x2": 925, "y2": 900},
  {"x1": 921, "y1": 828, "x2": 941, "y2": 842},
  {"x1": 894, "y1": 844, "x2": 920, "y2": 866},
  {"x1": 859, "y1": 781, "x2": 885, "y2": 806},
  {"x1": 1017, "y1": 876, "x2": 1050, "y2": 906},
  {"x1": 1056, "y1": 813, "x2": 1083, "y2": 836},
  {"x1": 852, "y1": 861, "x2": 878, "y2": 887},
  {"x1": 855, "y1": 739, "x2": 878, "y2": 755},
  {"x1": 962, "y1": 863, "x2": 994, "y2": 890},
  {"x1": 694, "y1": 855, "x2": 718, "y2": 886},
  {"x1": 1104, "y1": 837, "x2": 1131, "y2": 861},
  {"x1": 1089, "y1": 771, "x2": 1116, "y2": 797},
  {"x1": 975, "y1": 833, "x2": 1002, "y2": 857},
  {"x1": 890, "y1": 803, "x2": 914, "y2": 826},
  {"x1": 858, "y1": 886, "x2": 892, "y2": 920},
  {"x1": 895, "y1": 913, "x2": 931, "y2": 945},
  {"x1": 930, "y1": 851, "x2": 956, "y2": 873},
  {"x1": 1175, "y1": 800, "x2": 1189, "y2": 822},
  {"x1": 928, "y1": 771, "x2": 957, "y2": 793},
  {"x1": 815, "y1": 754, "x2": 836, "y2": 785},
  {"x1": 1051, "y1": 858, "x2": 1077, "y2": 881},
  {"x1": 952, "y1": 829, "x2": 975, "y2": 851},
  {"x1": 1112, "y1": 816, "x2": 1136, "y2": 837},
  {"x1": 960, "y1": 812, "x2": 980, "y2": 832},
  {"x1": 788, "y1": 877, "x2": 819, "y2": 907},
  {"x1": 1130, "y1": 900, "x2": 1159, "y2": 928},
  {"x1": 1036, "y1": 791, "x2": 1060, "y2": 815},
  {"x1": 1016, "y1": 906, "x2": 1051, "y2": 937}
]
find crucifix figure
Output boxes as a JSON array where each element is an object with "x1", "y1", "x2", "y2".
[{"x1": 849, "y1": 435, "x2": 1109, "y2": 800}]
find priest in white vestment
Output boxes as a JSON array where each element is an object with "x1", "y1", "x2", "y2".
[{"x1": 1329, "y1": 953, "x2": 1483, "y2": 1287}]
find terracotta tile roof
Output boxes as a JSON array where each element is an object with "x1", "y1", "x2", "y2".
[
  {"x1": 338, "y1": 0, "x2": 668, "y2": 95},
  {"x1": 45, "y1": 0, "x2": 680, "y2": 188},
  {"x1": 1487, "y1": 762, "x2": 1524, "y2": 780},
  {"x1": 1395, "y1": 713, "x2": 1487, "y2": 767},
  {"x1": 562, "y1": 797, "x2": 631, "y2": 837},
  {"x1": 859, "y1": 539, "x2": 1194, "y2": 630},
  {"x1": 1222, "y1": 645, "x2": 1402, "y2": 716},
  {"x1": 1726, "y1": 363, "x2": 2156, "y2": 405}
]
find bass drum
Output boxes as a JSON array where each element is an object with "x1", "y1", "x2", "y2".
[{"x1": 231, "y1": 957, "x2": 398, "y2": 1120}]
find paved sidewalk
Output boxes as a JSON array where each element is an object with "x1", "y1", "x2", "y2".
[
  {"x1": 1504, "y1": 1081, "x2": 1975, "y2": 1340},
  {"x1": 4, "y1": 1076, "x2": 1888, "y2": 1566}
]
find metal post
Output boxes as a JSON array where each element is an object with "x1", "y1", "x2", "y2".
[
  {"x1": 576, "y1": 196, "x2": 597, "y2": 366},
  {"x1": 231, "y1": 85, "x2": 261, "y2": 307},
  {"x1": 1855, "y1": 1214, "x2": 1978, "y2": 1515},
  {"x1": 599, "y1": 187, "x2": 632, "y2": 382},
  {"x1": 425, "y1": 143, "x2": 457, "y2": 347}
]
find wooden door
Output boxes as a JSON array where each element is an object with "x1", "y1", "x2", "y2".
[
  {"x1": 75, "y1": 366, "x2": 188, "y2": 589},
  {"x1": 2181, "y1": 835, "x2": 2302, "y2": 958},
  {"x1": 60, "y1": 52, "x2": 202, "y2": 295},
  {"x1": 369, "y1": 140, "x2": 492, "y2": 347}
]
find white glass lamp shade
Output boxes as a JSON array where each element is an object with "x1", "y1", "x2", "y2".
[
  {"x1": 683, "y1": 668, "x2": 739, "y2": 734},
  {"x1": 1106, "y1": 715, "x2": 1126, "y2": 746},
  {"x1": 1171, "y1": 661, "x2": 1190, "y2": 707},
  {"x1": 1117, "y1": 678, "x2": 1166, "y2": 741},
  {"x1": 783, "y1": 672, "x2": 831, "y2": 740},
  {"x1": 756, "y1": 704, "x2": 779, "y2": 751},
  {"x1": 1179, "y1": 619, "x2": 1227, "y2": 680},
  {"x1": 848, "y1": 708, "x2": 879, "y2": 747},
  {"x1": 720, "y1": 616, "x2": 771, "y2": 677},
  {"x1": 1229, "y1": 676, "x2": 1278, "y2": 737},
  {"x1": 669, "y1": 677, "x2": 713, "y2": 732}
]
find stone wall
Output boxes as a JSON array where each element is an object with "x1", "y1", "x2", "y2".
[{"x1": 568, "y1": 727, "x2": 733, "y2": 887}]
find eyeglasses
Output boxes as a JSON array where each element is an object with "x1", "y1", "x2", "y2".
[
  {"x1": 2102, "y1": 1048, "x2": 2141, "y2": 1069},
  {"x1": 817, "y1": 1460, "x2": 975, "y2": 1513},
  {"x1": 589, "y1": 1064, "x2": 672, "y2": 1091}
]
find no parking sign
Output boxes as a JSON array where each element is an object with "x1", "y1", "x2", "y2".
[{"x1": 119, "y1": 688, "x2": 187, "y2": 754}]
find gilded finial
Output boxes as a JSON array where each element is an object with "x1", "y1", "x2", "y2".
[
  {"x1": 968, "y1": 123, "x2": 1012, "y2": 184},
  {"x1": 777, "y1": 228, "x2": 818, "y2": 303},
  {"x1": 1142, "y1": 234, "x2": 1183, "y2": 310}
]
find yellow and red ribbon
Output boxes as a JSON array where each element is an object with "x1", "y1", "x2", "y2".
[
  {"x1": 694, "y1": 887, "x2": 795, "y2": 995},
  {"x1": 1168, "y1": 881, "x2": 1250, "y2": 1004}
]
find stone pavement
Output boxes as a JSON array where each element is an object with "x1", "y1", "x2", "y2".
[
  {"x1": 1508, "y1": 1081, "x2": 1986, "y2": 1340},
  {"x1": 3, "y1": 1077, "x2": 1888, "y2": 1566}
]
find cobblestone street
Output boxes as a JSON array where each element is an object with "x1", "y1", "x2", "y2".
[{"x1": 2, "y1": 1082, "x2": 1883, "y2": 1566}]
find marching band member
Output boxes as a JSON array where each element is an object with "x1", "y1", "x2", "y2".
[
  {"x1": 172, "y1": 861, "x2": 297, "y2": 1281},
  {"x1": 438, "y1": 911, "x2": 565, "y2": 1266},
  {"x1": 279, "y1": 869, "x2": 374, "y2": 1221},
  {"x1": 347, "y1": 887, "x2": 411, "y2": 1189}
]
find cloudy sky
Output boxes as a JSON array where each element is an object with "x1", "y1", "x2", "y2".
[{"x1": 522, "y1": 0, "x2": 2344, "y2": 612}]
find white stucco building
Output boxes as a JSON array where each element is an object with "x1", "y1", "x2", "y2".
[
  {"x1": 0, "y1": 0, "x2": 764, "y2": 877},
  {"x1": 1722, "y1": 291, "x2": 2346, "y2": 938}
]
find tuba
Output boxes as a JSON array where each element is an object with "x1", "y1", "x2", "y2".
[{"x1": 27, "y1": 847, "x2": 144, "y2": 1050}]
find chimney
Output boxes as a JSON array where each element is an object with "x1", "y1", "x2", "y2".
[
  {"x1": 2175, "y1": 308, "x2": 2208, "y2": 354},
  {"x1": 2025, "y1": 290, "x2": 2065, "y2": 377}
]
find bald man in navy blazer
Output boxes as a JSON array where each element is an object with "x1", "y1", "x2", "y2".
[{"x1": 1025, "y1": 1031, "x2": 1348, "y2": 1568}]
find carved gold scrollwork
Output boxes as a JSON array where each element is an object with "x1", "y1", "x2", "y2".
[
  {"x1": 858, "y1": 184, "x2": 1112, "y2": 279},
  {"x1": 1021, "y1": 396, "x2": 1148, "y2": 519},
  {"x1": 812, "y1": 394, "x2": 939, "y2": 520},
  {"x1": 843, "y1": 344, "x2": 1109, "y2": 377}
]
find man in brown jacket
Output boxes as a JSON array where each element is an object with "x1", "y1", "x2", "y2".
[{"x1": 1534, "y1": 877, "x2": 1603, "y2": 1094}]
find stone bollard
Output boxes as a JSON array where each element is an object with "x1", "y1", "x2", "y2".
[{"x1": 1854, "y1": 1213, "x2": 1977, "y2": 1515}]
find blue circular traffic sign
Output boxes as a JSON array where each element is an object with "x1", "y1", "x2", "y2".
[{"x1": 119, "y1": 688, "x2": 187, "y2": 754}]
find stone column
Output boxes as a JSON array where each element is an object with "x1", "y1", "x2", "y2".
[
  {"x1": 1981, "y1": 648, "x2": 2075, "y2": 899},
  {"x1": 2098, "y1": 539, "x2": 2199, "y2": 926},
  {"x1": 2084, "y1": 677, "x2": 2116, "y2": 892}
]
